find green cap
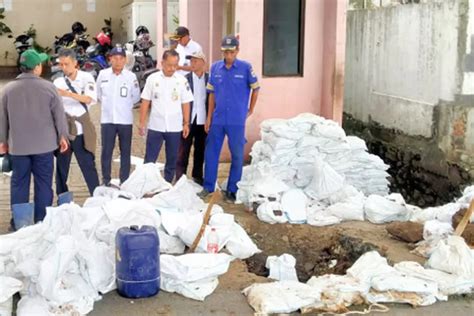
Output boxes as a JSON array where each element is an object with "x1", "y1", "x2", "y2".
[{"x1": 19, "y1": 49, "x2": 49, "y2": 69}]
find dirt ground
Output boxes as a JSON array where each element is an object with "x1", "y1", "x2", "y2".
[{"x1": 0, "y1": 79, "x2": 473, "y2": 315}]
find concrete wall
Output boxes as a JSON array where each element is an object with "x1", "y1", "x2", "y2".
[
  {"x1": 344, "y1": 0, "x2": 474, "y2": 203},
  {"x1": 0, "y1": 0, "x2": 123, "y2": 66},
  {"x1": 345, "y1": 0, "x2": 465, "y2": 138}
]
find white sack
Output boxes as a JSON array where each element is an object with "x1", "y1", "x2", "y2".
[
  {"x1": 161, "y1": 276, "x2": 219, "y2": 301},
  {"x1": 364, "y1": 193, "x2": 409, "y2": 224},
  {"x1": 427, "y1": 236, "x2": 474, "y2": 278},
  {"x1": 410, "y1": 203, "x2": 463, "y2": 224},
  {"x1": 304, "y1": 274, "x2": 367, "y2": 313},
  {"x1": 0, "y1": 276, "x2": 22, "y2": 303},
  {"x1": 160, "y1": 253, "x2": 234, "y2": 282},
  {"x1": 365, "y1": 289, "x2": 437, "y2": 307},
  {"x1": 158, "y1": 230, "x2": 186, "y2": 254},
  {"x1": 307, "y1": 203, "x2": 341, "y2": 227},
  {"x1": 252, "y1": 176, "x2": 289, "y2": 200},
  {"x1": 325, "y1": 193, "x2": 366, "y2": 222},
  {"x1": 150, "y1": 176, "x2": 205, "y2": 213},
  {"x1": 120, "y1": 163, "x2": 171, "y2": 198},
  {"x1": 225, "y1": 223, "x2": 261, "y2": 259},
  {"x1": 257, "y1": 201, "x2": 287, "y2": 224},
  {"x1": 346, "y1": 251, "x2": 396, "y2": 285},
  {"x1": 305, "y1": 157, "x2": 344, "y2": 200},
  {"x1": 394, "y1": 261, "x2": 474, "y2": 296},
  {"x1": 265, "y1": 254, "x2": 299, "y2": 282},
  {"x1": 16, "y1": 296, "x2": 51, "y2": 316},
  {"x1": 243, "y1": 281, "x2": 321, "y2": 314},
  {"x1": 423, "y1": 220, "x2": 453, "y2": 241},
  {"x1": 281, "y1": 189, "x2": 307, "y2": 224}
]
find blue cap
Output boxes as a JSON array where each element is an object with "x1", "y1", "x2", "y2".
[
  {"x1": 109, "y1": 46, "x2": 126, "y2": 57},
  {"x1": 221, "y1": 35, "x2": 239, "y2": 51}
]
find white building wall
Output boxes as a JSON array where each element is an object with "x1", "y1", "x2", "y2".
[{"x1": 344, "y1": 0, "x2": 466, "y2": 138}]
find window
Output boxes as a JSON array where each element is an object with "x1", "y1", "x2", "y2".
[{"x1": 263, "y1": 0, "x2": 305, "y2": 77}]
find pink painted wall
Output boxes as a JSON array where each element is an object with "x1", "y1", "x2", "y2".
[
  {"x1": 155, "y1": 0, "x2": 347, "y2": 160},
  {"x1": 235, "y1": 0, "x2": 326, "y2": 153},
  {"x1": 320, "y1": 0, "x2": 347, "y2": 124}
]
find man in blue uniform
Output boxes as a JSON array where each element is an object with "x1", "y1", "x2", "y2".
[{"x1": 199, "y1": 35, "x2": 260, "y2": 202}]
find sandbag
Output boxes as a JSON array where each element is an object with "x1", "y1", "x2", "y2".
[
  {"x1": 225, "y1": 223, "x2": 261, "y2": 259},
  {"x1": 265, "y1": 254, "x2": 298, "y2": 282},
  {"x1": 120, "y1": 163, "x2": 171, "y2": 198},
  {"x1": 364, "y1": 194, "x2": 409, "y2": 224},
  {"x1": 243, "y1": 281, "x2": 321, "y2": 314},
  {"x1": 305, "y1": 157, "x2": 345, "y2": 200},
  {"x1": 281, "y1": 189, "x2": 307, "y2": 224},
  {"x1": 257, "y1": 201, "x2": 287, "y2": 224},
  {"x1": 427, "y1": 236, "x2": 474, "y2": 278}
]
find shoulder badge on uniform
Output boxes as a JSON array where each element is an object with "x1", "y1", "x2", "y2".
[{"x1": 250, "y1": 67, "x2": 257, "y2": 78}]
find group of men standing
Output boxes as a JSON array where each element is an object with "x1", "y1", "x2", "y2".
[{"x1": 0, "y1": 26, "x2": 259, "y2": 231}]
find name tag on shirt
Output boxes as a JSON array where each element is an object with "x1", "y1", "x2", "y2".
[{"x1": 120, "y1": 86, "x2": 128, "y2": 97}]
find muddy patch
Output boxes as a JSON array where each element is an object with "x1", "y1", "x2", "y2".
[{"x1": 245, "y1": 233, "x2": 381, "y2": 282}]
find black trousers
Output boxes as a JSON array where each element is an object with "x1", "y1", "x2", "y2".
[
  {"x1": 101, "y1": 124, "x2": 132, "y2": 185},
  {"x1": 175, "y1": 121, "x2": 207, "y2": 183},
  {"x1": 56, "y1": 135, "x2": 99, "y2": 196}
]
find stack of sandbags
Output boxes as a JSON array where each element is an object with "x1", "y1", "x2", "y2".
[{"x1": 238, "y1": 113, "x2": 390, "y2": 206}]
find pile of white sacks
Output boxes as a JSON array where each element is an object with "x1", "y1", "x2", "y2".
[
  {"x1": 241, "y1": 187, "x2": 474, "y2": 314},
  {"x1": 236, "y1": 113, "x2": 473, "y2": 228},
  {"x1": 244, "y1": 245, "x2": 474, "y2": 314},
  {"x1": 0, "y1": 164, "x2": 261, "y2": 315},
  {"x1": 237, "y1": 113, "x2": 394, "y2": 226}
]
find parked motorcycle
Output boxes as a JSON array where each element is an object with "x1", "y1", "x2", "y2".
[
  {"x1": 51, "y1": 22, "x2": 90, "y2": 80},
  {"x1": 81, "y1": 19, "x2": 113, "y2": 79},
  {"x1": 127, "y1": 26, "x2": 157, "y2": 91}
]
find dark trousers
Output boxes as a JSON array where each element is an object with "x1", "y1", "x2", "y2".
[
  {"x1": 56, "y1": 135, "x2": 99, "y2": 196},
  {"x1": 144, "y1": 129, "x2": 181, "y2": 183},
  {"x1": 203, "y1": 124, "x2": 246, "y2": 194},
  {"x1": 175, "y1": 121, "x2": 206, "y2": 182},
  {"x1": 10, "y1": 152, "x2": 54, "y2": 223},
  {"x1": 101, "y1": 124, "x2": 132, "y2": 185}
]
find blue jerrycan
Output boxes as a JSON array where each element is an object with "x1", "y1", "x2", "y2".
[{"x1": 116, "y1": 225, "x2": 160, "y2": 298}]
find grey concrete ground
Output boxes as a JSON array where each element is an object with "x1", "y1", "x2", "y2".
[{"x1": 1, "y1": 78, "x2": 473, "y2": 315}]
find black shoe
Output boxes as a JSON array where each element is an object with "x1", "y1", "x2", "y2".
[
  {"x1": 198, "y1": 188, "x2": 211, "y2": 199},
  {"x1": 224, "y1": 191, "x2": 236, "y2": 203},
  {"x1": 193, "y1": 177, "x2": 204, "y2": 186},
  {"x1": 104, "y1": 182, "x2": 120, "y2": 189}
]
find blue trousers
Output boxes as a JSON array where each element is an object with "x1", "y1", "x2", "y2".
[
  {"x1": 10, "y1": 152, "x2": 54, "y2": 223},
  {"x1": 203, "y1": 124, "x2": 245, "y2": 193},
  {"x1": 144, "y1": 129, "x2": 181, "y2": 183},
  {"x1": 101, "y1": 124, "x2": 132, "y2": 184},
  {"x1": 56, "y1": 135, "x2": 99, "y2": 196}
]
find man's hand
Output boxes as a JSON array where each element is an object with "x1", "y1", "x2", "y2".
[
  {"x1": 59, "y1": 136, "x2": 69, "y2": 153},
  {"x1": 182, "y1": 124, "x2": 190, "y2": 139},
  {"x1": 57, "y1": 89, "x2": 71, "y2": 97},
  {"x1": 0, "y1": 143, "x2": 8, "y2": 155},
  {"x1": 204, "y1": 118, "x2": 211, "y2": 134},
  {"x1": 138, "y1": 125, "x2": 146, "y2": 137}
]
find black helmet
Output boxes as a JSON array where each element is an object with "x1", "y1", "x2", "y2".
[
  {"x1": 72, "y1": 22, "x2": 87, "y2": 34},
  {"x1": 135, "y1": 25, "x2": 149, "y2": 36}
]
